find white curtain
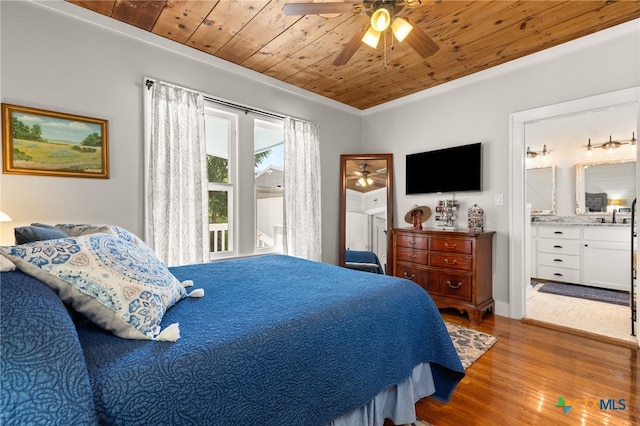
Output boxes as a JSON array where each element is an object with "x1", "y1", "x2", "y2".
[
  {"x1": 146, "y1": 82, "x2": 208, "y2": 266},
  {"x1": 284, "y1": 117, "x2": 322, "y2": 261}
]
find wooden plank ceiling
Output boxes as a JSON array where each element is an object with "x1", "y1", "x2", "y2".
[{"x1": 66, "y1": 0, "x2": 640, "y2": 110}]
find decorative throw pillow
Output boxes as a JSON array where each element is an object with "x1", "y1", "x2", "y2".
[
  {"x1": 0, "y1": 233, "x2": 191, "y2": 341},
  {"x1": 14, "y1": 223, "x2": 70, "y2": 245},
  {"x1": 55, "y1": 224, "x2": 156, "y2": 257}
]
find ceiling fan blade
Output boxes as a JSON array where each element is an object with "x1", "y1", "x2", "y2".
[
  {"x1": 282, "y1": 2, "x2": 356, "y2": 16},
  {"x1": 333, "y1": 24, "x2": 368, "y2": 66},
  {"x1": 403, "y1": 17, "x2": 439, "y2": 58}
]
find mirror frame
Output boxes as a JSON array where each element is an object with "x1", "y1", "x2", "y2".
[
  {"x1": 339, "y1": 154, "x2": 394, "y2": 273},
  {"x1": 575, "y1": 159, "x2": 636, "y2": 214},
  {"x1": 527, "y1": 165, "x2": 556, "y2": 215}
]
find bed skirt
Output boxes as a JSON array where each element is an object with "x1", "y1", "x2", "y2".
[{"x1": 328, "y1": 362, "x2": 435, "y2": 426}]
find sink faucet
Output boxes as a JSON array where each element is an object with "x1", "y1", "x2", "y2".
[{"x1": 612, "y1": 209, "x2": 617, "y2": 224}]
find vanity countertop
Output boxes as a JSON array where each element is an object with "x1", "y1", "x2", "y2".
[{"x1": 531, "y1": 221, "x2": 631, "y2": 227}]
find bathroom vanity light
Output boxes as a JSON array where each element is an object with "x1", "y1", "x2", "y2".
[
  {"x1": 586, "y1": 132, "x2": 636, "y2": 154},
  {"x1": 526, "y1": 144, "x2": 549, "y2": 159}
]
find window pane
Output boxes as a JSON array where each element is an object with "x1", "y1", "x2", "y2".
[
  {"x1": 205, "y1": 115, "x2": 229, "y2": 183},
  {"x1": 255, "y1": 120, "x2": 284, "y2": 251},
  {"x1": 208, "y1": 189, "x2": 231, "y2": 253}
]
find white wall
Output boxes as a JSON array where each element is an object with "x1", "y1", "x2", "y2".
[
  {"x1": 362, "y1": 20, "x2": 640, "y2": 314},
  {"x1": 0, "y1": 0, "x2": 363, "y2": 264}
]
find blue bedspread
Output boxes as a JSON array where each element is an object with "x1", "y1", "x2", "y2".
[
  {"x1": 345, "y1": 249, "x2": 384, "y2": 274},
  {"x1": 3, "y1": 254, "x2": 464, "y2": 426}
]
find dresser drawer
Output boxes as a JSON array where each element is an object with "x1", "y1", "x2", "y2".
[
  {"x1": 537, "y1": 252, "x2": 580, "y2": 270},
  {"x1": 396, "y1": 248, "x2": 428, "y2": 264},
  {"x1": 395, "y1": 234, "x2": 428, "y2": 250},
  {"x1": 395, "y1": 264, "x2": 438, "y2": 293},
  {"x1": 394, "y1": 263, "x2": 420, "y2": 281},
  {"x1": 537, "y1": 265, "x2": 580, "y2": 284},
  {"x1": 430, "y1": 238, "x2": 472, "y2": 254},
  {"x1": 536, "y1": 239, "x2": 581, "y2": 255},
  {"x1": 430, "y1": 253, "x2": 472, "y2": 271},
  {"x1": 537, "y1": 226, "x2": 580, "y2": 239},
  {"x1": 434, "y1": 271, "x2": 472, "y2": 301}
]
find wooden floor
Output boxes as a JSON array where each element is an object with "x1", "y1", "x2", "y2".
[{"x1": 415, "y1": 310, "x2": 639, "y2": 426}]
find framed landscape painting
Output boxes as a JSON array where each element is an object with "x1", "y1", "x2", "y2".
[{"x1": 2, "y1": 104, "x2": 109, "y2": 178}]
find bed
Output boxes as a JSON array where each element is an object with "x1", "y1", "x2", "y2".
[
  {"x1": 345, "y1": 249, "x2": 385, "y2": 274},
  {"x1": 1, "y1": 227, "x2": 464, "y2": 426}
]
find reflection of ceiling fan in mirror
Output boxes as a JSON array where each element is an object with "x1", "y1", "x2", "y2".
[
  {"x1": 282, "y1": 0, "x2": 439, "y2": 67},
  {"x1": 346, "y1": 162, "x2": 387, "y2": 192}
]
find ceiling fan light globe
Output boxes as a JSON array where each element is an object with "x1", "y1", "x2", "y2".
[
  {"x1": 362, "y1": 27, "x2": 381, "y2": 48},
  {"x1": 391, "y1": 17, "x2": 413, "y2": 42},
  {"x1": 370, "y1": 8, "x2": 391, "y2": 32}
]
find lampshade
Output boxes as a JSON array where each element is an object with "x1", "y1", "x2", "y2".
[
  {"x1": 0, "y1": 211, "x2": 12, "y2": 222},
  {"x1": 362, "y1": 27, "x2": 381, "y2": 48},
  {"x1": 370, "y1": 8, "x2": 391, "y2": 32},
  {"x1": 391, "y1": 17, "x2": 413, "y2": 42}
]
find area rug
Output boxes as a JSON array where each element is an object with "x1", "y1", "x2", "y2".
[
  {"x1": 445, "y1": 321, "x2": 498, "y2": 369},
  {"x1": 537, "y1": 282, "x2": 629, "y2": 306}
]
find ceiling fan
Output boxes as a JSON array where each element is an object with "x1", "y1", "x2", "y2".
[
  {"x1": 347, "y1": 163, "x2": 386, "y2": 188},
  {"x1": 282, "y1": 0, "x2": 439, "y2": 66}
]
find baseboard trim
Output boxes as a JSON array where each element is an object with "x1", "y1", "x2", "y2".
[{"x1": 521, "y1": 317, "x2": 639, "y2": 350}]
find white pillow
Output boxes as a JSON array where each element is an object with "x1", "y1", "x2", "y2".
[
  {"x1": 1, "y1": 233, "x2": 188, "y2": 341},
  {"x1": 0, "y1": 254, "x2": 15, "y2": 272}
]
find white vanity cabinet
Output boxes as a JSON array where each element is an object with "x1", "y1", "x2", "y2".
[
  {"x1": 535, "y1": 226, "x2": 581, "y2": 284},
  {"x1": 531, "y1": 224, "x2": 632, "y2": 291},
  {"x1": 582, "y1": 227, "x2": 631, "y2": 291}
]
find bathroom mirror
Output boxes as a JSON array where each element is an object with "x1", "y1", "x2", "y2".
[
  {"x1": 575, "y1": 160, "x2": 636, "y2": 214},
  {"x1": 527, "y1": 166, "x2": 555, "y2": 215},
  {"x1": 339, "y1": 154, "x2": 393, "y2": 273}
]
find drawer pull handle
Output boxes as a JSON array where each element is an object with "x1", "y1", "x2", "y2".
[
  {"x1": 447, "y1": 280, "x2": 462, "y2": 289},
  {"x1": 553, "y1": 231, "x2": 564, "y2": 235},
  {"x1": 409, "y1": 240, "x2": 417, "y2": 245},
  {"x1": 553, "y1": 273, "x2": 564, "y2": 277},
  {"x1": 553, "y1": 258, "x2": 563, "y2": 262},
  {"x1": 403, "y1": 272, "x2": 416, "y2": 280},
  {"x1": 444, "y1": 243, "x2": 457, "y2": 249},
  {"x1": 410, "y1": 254, "x2": 417, "y2": 260},
  {"x1": 553, "y1": 245, "x2": 563, "y2": 249},
  {"x1": 444, "y1": 258, "x2": 457, "y2": 265}
]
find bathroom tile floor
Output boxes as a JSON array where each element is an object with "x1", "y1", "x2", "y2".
[{"x1": 525, "y1": 282, "x2": 637, "y2": 345}]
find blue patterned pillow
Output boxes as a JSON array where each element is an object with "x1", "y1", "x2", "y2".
[{"x1": 0, "y1": 233, "x2": 188, "y2": 341}]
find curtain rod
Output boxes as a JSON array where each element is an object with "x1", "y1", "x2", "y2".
[{"x1": 145, "y1": 78, "x2": 286, "y2": 121}]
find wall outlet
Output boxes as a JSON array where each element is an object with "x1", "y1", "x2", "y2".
[{"x1": 495, "y1": 193, "x2": 504, "y2": 206}]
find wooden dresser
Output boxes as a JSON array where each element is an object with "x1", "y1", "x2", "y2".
[{"x1": 391, "y1": 228, "x2": 495, "y2": 324}]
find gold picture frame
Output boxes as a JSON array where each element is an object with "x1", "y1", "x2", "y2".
[{"x1": 2, "y1": 103, "x2": 109, "y2": 178}]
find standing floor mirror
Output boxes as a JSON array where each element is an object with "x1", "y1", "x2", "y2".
[{"x1": 339, "y1": 154, "x2": 394, "y2": 274}]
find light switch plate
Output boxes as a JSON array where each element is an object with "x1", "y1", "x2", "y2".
[{"x1": 495, "y1": 193, "x2": 504, "y2": 206}]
